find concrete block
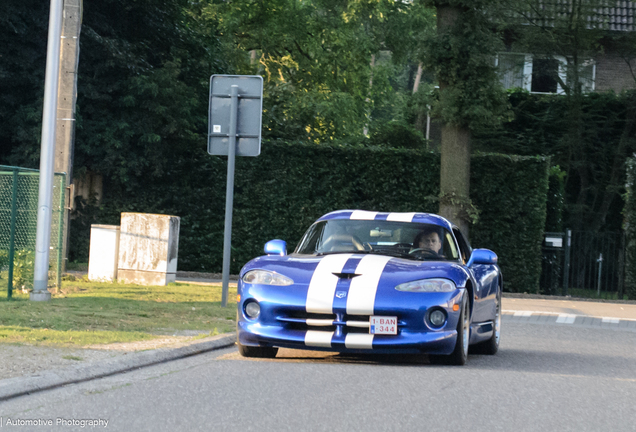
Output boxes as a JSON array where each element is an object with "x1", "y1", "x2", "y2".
[
  {"x1": 88, "y1": 225, "x2": 121, "y2": 282},
  {"x1": 117, "y1": 213, "x2": 180, "y2": 286}
]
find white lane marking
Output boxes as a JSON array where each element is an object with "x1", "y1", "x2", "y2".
[
  {"x1": 306, "y1": 319, "x2": 335, "y2": 326},
  {"x1": 386, "y1": 212, "x2": 416, "y2": 222},
  {"x1": 503, "y1": 310, "x2": 636, "y2": 323},
  {"x1": 344, "y1": 333, "x2": 374, "y2": 349},
  {"x1": 305, "y1": 331, "x2": 334, "y2": 348},
  {"x1": 346, "y1": 255, "x2": 392, "y2": 315},
  {"x1": 306, "y1": 254, "x2": 353, "y2": 314},
  {"x1": 602, "y1": 317, "x2": 620, "y2": 324},
  {"x1": 350, "y1": 210, "x2": 377, "y2": 220},
  {"x1": 556, "y1": 314, "x2": 576, "y2": 324},
  {"x1": 514, "y1": 311, "x2": 533, "y2": 317}
]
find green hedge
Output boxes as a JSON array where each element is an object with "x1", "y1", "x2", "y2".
[
  {"x1": 474, "y1": 90, "x2": 633, "y2": 232},
  {"x1": 471, "y1": 154, "x2": 550, "y2": 293},
  {"x1": 70, "y1": 142, "x2": 549, "y2": 293},
  {"x1": 625, "y1": 158, "x2": 636, "y2": 300}
]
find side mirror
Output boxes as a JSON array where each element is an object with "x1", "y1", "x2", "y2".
[
  {"x1": 264, "y1": 239, "x2": 287, "y2": 256},
  {"x1": 467, "y1": 249, "x2": 497, "y2": 267}
]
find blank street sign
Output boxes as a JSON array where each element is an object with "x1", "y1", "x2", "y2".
[{"x1": 208, "y1": 75, "x2": 263, "y2": 157}]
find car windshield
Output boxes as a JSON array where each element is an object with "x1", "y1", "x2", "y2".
[{"x1": 294, "y1": 219, "x2": 460, "y2": 261}]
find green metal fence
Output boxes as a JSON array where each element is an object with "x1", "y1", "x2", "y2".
[{"x1": 0, "y1": 165, "x2": 66, "y2": 298}]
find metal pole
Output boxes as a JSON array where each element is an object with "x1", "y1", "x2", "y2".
[
  {"x1": 7, "y1": 170, "x2": 19, "y2": 299},
  {"x1": 618, "y1": 232, "x2": 626, "y2": 299},
  {"x1": 56, "y1": 174, "x2": 65, "y2": 290},
  {"x1": 32, "y1": 0, "x2": 64, "y2": 301},
  {"x1": 597, "y1": 252, "x2": 603, "y2": 296},
  {"x1": 426, "y1": 105, "x2": 431, "y2": 142},
  {"x1": 221, "y1": 85, "x2": 239, "y2": 307},
  {"x1": 563, "y1": 229, "x2": 571, "y2": 296}
]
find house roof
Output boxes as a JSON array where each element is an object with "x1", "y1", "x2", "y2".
[
  {"x1": 591, "y1": 1, "x2": 635, "y2": 31},
  {"x1": 517, "y1": 1, "x2": 635, "y2": 32}
]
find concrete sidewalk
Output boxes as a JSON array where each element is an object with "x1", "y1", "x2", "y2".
[
  {"x1": 502, "y1": 296, "x2": 636, "y2": 320},
  {"x1": 0, "y1": 333, "x2": 236, "y2": 402},
  {"x1": 2, "y1": 273, "x2": 635, "y2": 402}
]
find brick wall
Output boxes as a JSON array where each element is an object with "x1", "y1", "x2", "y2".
[{"x1": 595, "y1": 53, "x2": 636, "y2": 92}]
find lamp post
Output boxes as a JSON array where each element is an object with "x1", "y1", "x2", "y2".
[{"x1": 32, "y1": 0, "x2": 64, "y2": 301}]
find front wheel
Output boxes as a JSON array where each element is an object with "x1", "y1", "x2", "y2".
[
  {"x1": 237, "y1": 341, "x2": 279, "y2": 358},
  {"x1": 430, "y1": 293, "x2": 469, "y2": 366}
]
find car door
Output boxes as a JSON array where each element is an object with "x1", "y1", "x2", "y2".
[{"x1": 453, "y1": 228, "x2": 498, "y2": 323}]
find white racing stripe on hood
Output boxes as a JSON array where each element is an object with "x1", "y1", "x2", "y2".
[
  {"x1": 344, "y1": 333, "x2": 374, "y2": 349},
  {"x1": 387, "y1": 212, "x2": 416, "y2": 222},
  {"x1": 306, "y1": 253, "x2": 353, "y2": 313},
  {"x1": 305, "y1": 330, "x2": 334, "y2": 348},
  {"x1": 350, "y1": 210, "x2": 378, "y2": 220},
  {"x1": 346, "y1": 255, "x2": 392, "y2": 315}
]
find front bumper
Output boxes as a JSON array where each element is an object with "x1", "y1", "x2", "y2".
[{"x1": 238, "y1": 282, "x2": 466, "y2": 355}]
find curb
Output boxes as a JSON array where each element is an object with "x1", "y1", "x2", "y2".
[{"x1": 0, "y1": 333, "x2": 236, "y2": 402}]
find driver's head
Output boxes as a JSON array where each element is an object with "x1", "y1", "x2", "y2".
[{"x1": 414, "y1": 228, "x2": 442, "y2": 253}]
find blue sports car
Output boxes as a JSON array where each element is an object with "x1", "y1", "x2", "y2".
[{"x1": 236, "y1": 210, "x2": 502, "y2": 365}]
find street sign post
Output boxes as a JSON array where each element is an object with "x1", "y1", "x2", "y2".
[{"x1": 208, "y1": 75, "x2": 263, "y2": 307}]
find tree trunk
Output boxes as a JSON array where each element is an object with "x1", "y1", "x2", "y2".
[
  {"x1": 439, "y1": 125, "x2": 472, "y2": 237},
  {"x1": 436, "y1": 3, "x2": 472, "y2": 239},
  {"x1": 363, "y1": 55, "x2": 376, "y2": 137},
  {"x1": 413, "y1": 63, "x2": 427, "y2": 137}
]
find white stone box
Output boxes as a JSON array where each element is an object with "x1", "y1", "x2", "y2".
[
  {"x1": 117, "y1": 213, "x2": 180, "y2": 286},
  {"x1": 88, "y1": 225, "x2": 121, "y2": 282}
]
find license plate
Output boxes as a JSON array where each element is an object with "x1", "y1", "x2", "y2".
[{"x1": 369, "y1": 316, "x2": 397, "y2": 335}]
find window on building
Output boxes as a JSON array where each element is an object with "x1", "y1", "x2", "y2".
[
  {"x1": 497, "y1": 53, "x2": 595, "y2": 94},
  {"x1": 531, "y1": 58, "x2": 559, "y2": 93},
  {"x1": 570, "y1": 59, "x2": 595, "y2": 93},
  {"x1": 498, "y1": 53, "x2": 526, "y2": 89}
]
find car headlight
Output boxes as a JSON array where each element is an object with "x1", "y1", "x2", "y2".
[
  {"x1": 242, "y1": 270, "x2": 294, "y2": 286},
  {"x1": 395, "y1": 278, "x2": 456, "y2": 292}
]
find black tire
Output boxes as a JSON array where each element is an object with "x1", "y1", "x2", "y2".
[
  {"x1": 430, "y1": 293, "x2": 469, "y2": 366},
  {"x1": 472, "y1": 287, "x2": 501, "y2": 355},
  {"x1": 237, "y1": 341, "x2": 279, "y2": 358}
]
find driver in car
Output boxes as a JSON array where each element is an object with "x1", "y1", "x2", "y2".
[{"x1": 412, "y1": 228, "x2": 442, "y2": 255}]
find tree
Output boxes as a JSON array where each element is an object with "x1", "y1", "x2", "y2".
[
  {"x1": 0, "y1": 0, "x2": 50, "y2": 166},
  {"x1": 206, "y1": 0, "x2": 434, "y2": 143},
  {"x1": 0, "y1": 0, "x2": 229, "y2": 186},
  {"x1": 419, "y1": 0, "x2": 509, "y2": 236},
  {"x1": 0, "y1": 0, "x2": 230, "y2": 261},
  {"x1": 482, "y1": 0, "x2": 636, "y2": 232}
]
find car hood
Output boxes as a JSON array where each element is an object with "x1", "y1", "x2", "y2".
[{"x1": 240, "y1": 253, "x2": 470, "y2": 288}]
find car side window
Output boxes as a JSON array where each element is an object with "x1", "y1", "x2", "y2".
[
  {"x1": 453, "y1": 228, "x2": 472, "y2": 264},
  {"x1": 443, "y1": 232, "x2": 460, "y2": 260}
]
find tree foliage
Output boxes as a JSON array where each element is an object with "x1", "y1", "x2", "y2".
[
  {"x1": 419, "y1": 0, "x2": 511, "y2": 130},
  {"x1": 474, "y1": 89, "x2": 636, "y2": 231},
  {"x1": 0, "y1": 0, "x2": 50, "y2": 166},
  {"x1": 206, "y1": 0, "x2": 434, "y2": 142},
  {"x1": 481, "y1": 0, "x2": 636, "y2": 232},
  {"x1": 0, "y1": 0, "x2": 229, "y2": 190}
]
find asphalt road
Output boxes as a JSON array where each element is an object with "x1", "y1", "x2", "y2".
[{"x1": 1, "y1": 318, "x2": 635, "y2": 432}]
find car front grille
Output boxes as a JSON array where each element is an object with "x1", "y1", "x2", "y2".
[{"x1": 276, "y1": 312, "x2": 396, "y2": 334}]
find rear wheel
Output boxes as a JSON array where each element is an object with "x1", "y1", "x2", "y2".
[
  {"x1": 237, "y1": 341, "x2": 279, "y2": 358},
  {"x1": 430, "y1": 293, "x2": 469, "y2": 366}
]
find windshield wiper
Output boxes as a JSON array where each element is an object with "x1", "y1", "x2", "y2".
[
  {"x1": 315, "y1": 250, "x2": 414, "y2": 259},
  {"x1": 315, "y1": 251, "x2": 352, "y2": 256}
]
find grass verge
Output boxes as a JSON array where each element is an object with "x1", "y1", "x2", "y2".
[{"x1": 0, "y1": 280, "x2": 237, "y2": 348}]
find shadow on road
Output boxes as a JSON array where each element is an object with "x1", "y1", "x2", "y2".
[{"x1": 219, "y1": 346, "x2": 636, "y2": 381}]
